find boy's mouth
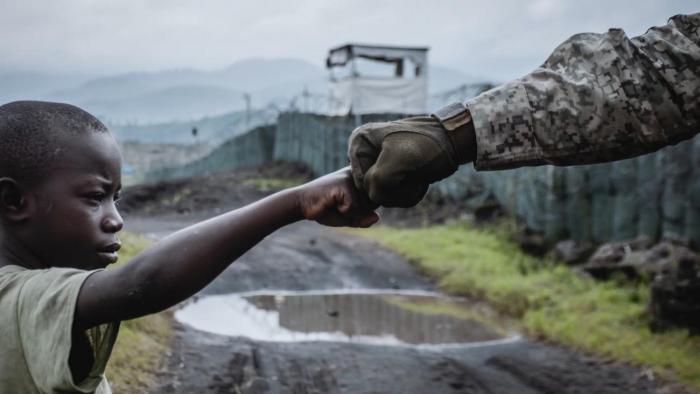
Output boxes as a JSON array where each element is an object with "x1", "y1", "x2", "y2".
[{"x1": 96, "y1": 242, "x2": 121, "y2": 265}]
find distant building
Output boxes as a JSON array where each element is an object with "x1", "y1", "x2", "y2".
[{"x1": 326, "y1": 43, "x2": 428, "y2": 115}]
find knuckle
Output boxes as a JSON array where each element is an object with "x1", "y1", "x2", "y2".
[{"x1": 365, "y1": 166, "x2": 388, "y2": 189}]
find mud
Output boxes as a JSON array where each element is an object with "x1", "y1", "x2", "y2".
[
  {"x1": 120, "y1": 161, "x2": 484, "y2": 229},
  {"x1": 119, "y1": 162, "x2": 311, "y2": 217},
  {"x1": 151, "y1": 325, "x2": 663, "y2": 394},
  {"x1": 121, "y1": 165, "x2": 679, "y2": 393}
]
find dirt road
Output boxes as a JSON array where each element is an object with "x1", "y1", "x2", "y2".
[{"x1": 121, "y1": 169, "x2": 666, "y2": 394}]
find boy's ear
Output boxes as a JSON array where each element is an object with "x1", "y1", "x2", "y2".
[{"x1": 0, "y1": 177, "x2": 31, "y2": 222}]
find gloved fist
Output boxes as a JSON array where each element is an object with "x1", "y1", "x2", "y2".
[{"x1": 348, "y1": 116, "x2": 475, "y2": 208}]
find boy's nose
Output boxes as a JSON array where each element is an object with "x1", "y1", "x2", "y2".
[{"x1": 102, "y1": 212, "x2": 124, "y2": 233}]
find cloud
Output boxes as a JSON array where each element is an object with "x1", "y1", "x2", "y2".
[
  {"x1": 527, "y1": 0, "x2": 567, "y2": 20},
  {"x1": 0, "y1": 0, "x2": 697, "y2": 81}
]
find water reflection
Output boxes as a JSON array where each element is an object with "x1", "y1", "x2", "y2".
[{"x1": 176, "y1": 291, "x2": 508, "y2": 346}]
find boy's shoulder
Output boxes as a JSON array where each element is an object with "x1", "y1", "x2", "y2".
[
  {"x1": 0, "y1": 264, "x2": 29, "y2": 279},
  {"x1": 0, "y1": 264, "x2": 89, "y2": 295},
  {"x1": 0, "y1": 264, "x2": 96, "y2": 329},
  {"x1": 0, "y1": 264, "x2": 86, "y2": 277},
  {"x1": 0, "y1": 265, "x2": 117, "y2": 394}
]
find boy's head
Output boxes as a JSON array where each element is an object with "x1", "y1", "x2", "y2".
[{"x1": 0, "y1": 101, "x2": 123, "y2": 270}]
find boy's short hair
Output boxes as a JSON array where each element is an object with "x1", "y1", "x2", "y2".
[{"x1": 0, "y1": 101, "x2": 108, "y2": 183}]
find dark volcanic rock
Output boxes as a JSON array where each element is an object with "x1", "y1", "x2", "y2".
[
  {"x1": 582, "y1": 236, "x2": 676, "y2": 280},
  {"x1": 582, "y1": 235, "x2": 700, "y2": 332},
  {"x1": 553, "y1": 240, "x2": 594, "y2": 265},
  {"x1": 650, "y1": 254, "x2": 700, "y2": 333},
  {"x1": 512, "y1": 231, "x2": 548, "y2": 257}
]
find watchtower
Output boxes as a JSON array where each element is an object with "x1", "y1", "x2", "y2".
[{"x1": 326, "y1": 43, "x2": 429, "y2": 116}]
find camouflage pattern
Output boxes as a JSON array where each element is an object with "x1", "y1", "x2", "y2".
[{"x1": 464, "y1": 13, "x2": 700, "y2": 171}]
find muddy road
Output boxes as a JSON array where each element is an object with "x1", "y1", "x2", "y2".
[{"x1": 121, "y1": 169, "x2": 666, "y2": 394}]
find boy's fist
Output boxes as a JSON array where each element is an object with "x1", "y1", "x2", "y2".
[{"x1": 296, "y1": 168, "x2": 379, "y2": 227}]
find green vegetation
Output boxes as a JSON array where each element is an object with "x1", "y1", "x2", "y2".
[
  {"x1": 350, "y1": 222, "x2": 700, "y2": 391},
  {"x1": 105, "y1": 232, "x2": 173, "y2": 393},
  {"x1": 243, "y1": 177, "x2": 306, "y2": 191},
  {"x1": 167, "y1": 187, "x2": 194, "y2": 206}
]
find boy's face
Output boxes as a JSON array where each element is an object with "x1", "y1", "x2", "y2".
[{"x1": 24, "y1": 131, "x2": 124, "y2": 270}]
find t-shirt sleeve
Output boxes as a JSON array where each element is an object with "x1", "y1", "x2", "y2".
[{"x1": 16, "y1": 268, "x2": 119, "y2": 393}]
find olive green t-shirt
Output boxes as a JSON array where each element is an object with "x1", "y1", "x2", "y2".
[{"x1": 0, "y1": 265, "x2": 120, "y2": 393}]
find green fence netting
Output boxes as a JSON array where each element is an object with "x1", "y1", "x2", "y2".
[
  {"x1": 141, "y1": 111, "x2": 700, "y2": 245},
  {"x1": 143, "y1": 125, "x2": 276, "y2": 181},
  {"x1": 274, "y1": 113, "x2": 700, "y2": 245}
]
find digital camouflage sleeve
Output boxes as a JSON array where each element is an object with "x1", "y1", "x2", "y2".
[{"x1": 445, "y1": 12, "x2": 700, "y2": 171}]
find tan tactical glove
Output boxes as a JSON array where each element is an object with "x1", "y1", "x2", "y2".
[{"x1": 348, "y1": 104, "x2": 476, "y2": 208}]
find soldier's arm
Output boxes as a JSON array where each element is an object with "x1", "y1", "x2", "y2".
[
  {"x1": 348, "y1": 13, "x2": 700, "y2": 207},
  {"x1": 438, "y1": 13, "x2": 700, "y2": 170}
]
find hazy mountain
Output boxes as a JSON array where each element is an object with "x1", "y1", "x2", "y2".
[
  {"x1": 45, "y1": 58, "x2": 325, "y2": 122},
  {"x1": 52, "y1": 58, "x2": 323, "y2": 101},
  {"x1": 0, "y1": 58, "x2": 491, "y2": 123},
  {"x1": 217, "y1": 58, "x2": 324, "y2": 92},
  {"x1": 428, "y1": 65, "x2": 488, "y2": 94},
  {"x1": 78, "y1": 85, "x2": 246, "y2": 123},
  {"x1": 109, "y1": 109, "x2": 270, "y2": 144},
  {"x1": 0, "y1": 71, "x2": 94, "y2": 104}
]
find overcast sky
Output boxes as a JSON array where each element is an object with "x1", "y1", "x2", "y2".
[{"x1": 1, "y1": 0, "x2": 697, "y2": 81}]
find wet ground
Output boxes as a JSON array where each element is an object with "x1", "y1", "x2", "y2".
[
  {"x1": 121, "y1": 168, "x2": 671, "y2": 393},
  {"x1": 175, "y1": 290, "x2": 514, "y2": 346}
]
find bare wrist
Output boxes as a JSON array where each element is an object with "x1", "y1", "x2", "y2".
[{"x1": 281, "y1": 187, "x2": 307, "y2": 223}]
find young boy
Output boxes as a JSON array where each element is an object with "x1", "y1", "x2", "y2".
[{"x1": 0, "y1": 101, "x2": 379, "y2": 393}]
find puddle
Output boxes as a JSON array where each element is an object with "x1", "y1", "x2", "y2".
[{"x1": 176, "y1": 290, "x2": 517, "y2": 347}]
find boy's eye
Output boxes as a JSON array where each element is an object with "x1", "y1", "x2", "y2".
[{"x1": 85, "y1": 192, "x2": 106, "y2": 203}]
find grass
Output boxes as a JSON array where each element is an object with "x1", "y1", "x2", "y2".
[
  {"x1": 104, "y1": 232, "x2": 173, "y2": 393},
  {"x1": 349, "y1": 221, "x2": 700, "y2": 391}
]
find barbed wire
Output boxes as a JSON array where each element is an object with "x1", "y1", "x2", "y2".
[
  {"x1": 256, "y1": 81, "x2": 496, "y2": 117},
  {"x1": 230, "y1": 81, "x2": 497, "y2": 140}
]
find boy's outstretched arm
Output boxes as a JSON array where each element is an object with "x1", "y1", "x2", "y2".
[{"x1": 74, "y1": 169, "x2": 378, "y2": 330}]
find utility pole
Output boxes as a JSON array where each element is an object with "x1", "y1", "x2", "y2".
[
  {"x1": 243, "y1": 93, "x2": 251, "y2": 130},
  {"x1": 351, "y1": 56, "x2": 361, "y2": 127},
  {"x1": 302, "y1": 86, "x2": 310, "y2": 113}
]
